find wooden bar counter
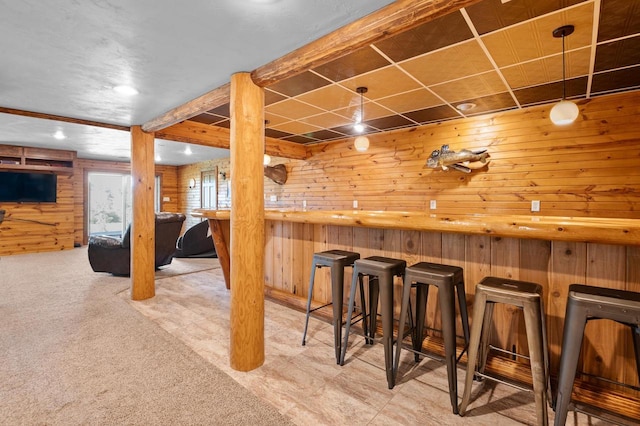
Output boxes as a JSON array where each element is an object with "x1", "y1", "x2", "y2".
[{"x1": 193, "y1": 208, "x2": 640, "y2": 420}]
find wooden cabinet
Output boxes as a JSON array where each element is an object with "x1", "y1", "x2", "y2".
[{"x1": 0, "y1": 145, "x2": 76, "y2": 174}]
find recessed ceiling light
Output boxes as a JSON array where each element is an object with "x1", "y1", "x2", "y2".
[
  {"x1": 184, "y1": 146, "x2": 192, "y2": 155},
  {"x1": 113, "y1": 85, "x2": 139, "y2": 96},
  {"x1": 155, "y1": 154, "x2": 161, "y2": 162},
  {"x1": 53, "y1": 130, "x2": 66, "y2": 140},
  {"x1": 456, "y1": 102, "x2": 476, "y2": 112}
]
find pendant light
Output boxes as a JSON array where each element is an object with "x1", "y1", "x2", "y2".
[
  {"x1": 353, "y1": 86, "x2": 370, "y2": 152},
  {"x1": 550, "y1": 25, "x2": 579, "y2": 125}
]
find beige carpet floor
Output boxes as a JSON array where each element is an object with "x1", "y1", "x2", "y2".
[{"x1": 0, "y1": 247, "x2": 292, "y2": 425}]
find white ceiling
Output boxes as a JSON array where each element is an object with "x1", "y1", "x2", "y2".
[{"x1": 0, "y1": 0, "x2": 395, "y2": 166}]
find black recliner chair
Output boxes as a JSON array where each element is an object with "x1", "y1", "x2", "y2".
[
  {"x1": 88, "y1": 212, "x2": 186, "y2": 276},
  {"x1": 174, "y1": 220, "x2": 217, "y2": 258}
]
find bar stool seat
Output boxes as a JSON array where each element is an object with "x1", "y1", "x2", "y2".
[
  {"x1": 340, "y1": 256, "x2": 406, "y2": 389},
  {"x1": 301, "y1": 250, "x2": 361, "y2": 364},
  {"x1": 459, "y1": 276, "x2": 551, "y2": 426},
  {"x1": 393, "y1": 262, "x2": 470, "y2": 414},
  {"x1": 554, "y1": 284, "x2": 640, "y2": 426}
]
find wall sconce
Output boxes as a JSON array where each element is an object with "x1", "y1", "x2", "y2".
[{"x1": 188, "y1": 178, "x2": 196, "y2": 189}]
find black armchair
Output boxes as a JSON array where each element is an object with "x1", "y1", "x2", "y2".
[
  {"x1": 174, "y1": 220, "x2": 217, "y2": 258},
  {"x1": 88, "y1": 212, "x2": 186, "y2": 275}
]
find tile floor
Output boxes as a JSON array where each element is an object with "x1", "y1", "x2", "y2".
[{"x1": 124, "y1": 267, "x2": 615, "y2": 425}]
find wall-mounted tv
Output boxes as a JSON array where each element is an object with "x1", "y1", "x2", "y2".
[{"x1": 0, "y1": 172, "x2": 57, "y2": 203}]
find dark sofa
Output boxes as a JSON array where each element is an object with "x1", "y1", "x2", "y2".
[
  {"x1": 88, "y1": 212, "x2": 186, "y2": 275},
  {"x1": 174, "y1": 220, "x2": 217, "y2": 258}
]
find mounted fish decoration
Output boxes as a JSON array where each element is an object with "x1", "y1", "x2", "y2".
[{"x1": 426, "y1": 144, "x2": 490, "y2": 173}]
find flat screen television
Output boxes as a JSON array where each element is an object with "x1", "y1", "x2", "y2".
[{"x1": 0, "y1": 172, "x2": 57, "y2": 203}]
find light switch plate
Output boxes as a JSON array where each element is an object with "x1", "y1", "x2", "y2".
[
  {"x1": 430, "y1": 200, "x2": 437, "y2": 210},
  {"x1": 531, "y1": 200, "x2": 541, "y2": 212}
]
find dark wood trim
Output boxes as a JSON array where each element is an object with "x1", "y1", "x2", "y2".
[{"x1": 0, "y1": 106, "x2": 130, "y2": 132}]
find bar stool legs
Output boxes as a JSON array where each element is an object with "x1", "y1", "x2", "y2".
[
  {"x1": 459, "y1": 277, "x2": 550, "y2": 426},
  {"x1": 554, "y1": 284, "x2": 640, "y2": 426},
  {"x1": 301, "y1": 250, "x2": 360, "y2": 364},
  {"x1": 339, "y1": 256, "x2": 406, "y2": 389},
  {"x1": 393, "y1": 262, "x2": 470, "y2": 414}
]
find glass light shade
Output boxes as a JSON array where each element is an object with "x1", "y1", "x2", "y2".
[
  {"x1": 354, "y1": 135, "x2": 370, "y2": 152},
  {"x1": 263, "y1": 154, "x2": 271, "y2": 165},
  {"x1": 550, "y1": 100, "x2": 579, "y2": 125}
]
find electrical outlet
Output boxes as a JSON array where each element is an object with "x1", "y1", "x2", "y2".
[
  {"x1": 270, "y1": 195, "x2": 277, "y2": 202},
  {"x1": 430, "y1": 200, "x2": 437, "y2": 210},
  {"x1": 353, "y1": 200, "x2": 358, "y2": 209},
  {"x1": 531, "y1": 200, "x2": 541, "y2": 212},
  {"x1": 162, "y1": 196, "x2": 170, "y2": 202},
  {"x1": 302, "y1": 200, "x2": 307, "y2": 209}
]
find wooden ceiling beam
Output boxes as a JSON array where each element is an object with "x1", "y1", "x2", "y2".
[
  {"x1": 142, "y1": 0, "x2": 483, "y2": 132},
  {"x1": 155, "y1": 120, "x2": 309, "y2": 160},
  {"x1": 0, "y1": 106, "x2": 130, "y2": 132}
]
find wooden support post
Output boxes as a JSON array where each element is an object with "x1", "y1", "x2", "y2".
[
  {"x1": 130, "y1": 125, "x2": 156, "y2": 301},
  {"x1": 229, "y1": 72, "x2": 265, "y2": 371}
]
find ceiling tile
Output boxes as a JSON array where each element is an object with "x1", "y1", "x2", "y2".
[
  {"x1": 312, "y1": 46, "x2": 391, "y2": 82},
  {"x1": 373, "y1": 11, "x2": 473, "y2": 62},
  {"x1": 465, "y1": 0, "x2": 586, "y2": 35},
  {"x1": 206, "y1": 103, "x2": 230, "y2": 117},
  {"x1": 591, "y1": 66, "x2": 640, "y2": 94},
  {"x1": 501, "y1": 46, "x2": 591, "y2": 88},
  {"x1": 264, "y1": 112, "x2": 290, "y2": 127},
  {"x1": 189, "y1": 113, "x2": 226, "y2": 125},
  {"x1": 299, "y1": 112, "x2": 352, "y2": 129},
  {"x1": 265, "y1": 90, "x2": 287, "y2": 106},
  {"x1": 403, "y1": 105, "x2": 461, "y2": 124},
  {"x1": 267, "y1": 71, "x2": 331, "y2": 97},
  {"x1": 214, "y1": 120, "x2": 230, "y2": 129},
  {"x1": 597, "y1": 0, "x2": 640, "y2": 42},
  {"x1": 481, "y1": 2, "x2": 594, "y2": 68},
  {"x1": 364, "y1": 114, "x2": 415, "y2": 131},
  {"x1": 283, "y1": 135, "x2": 316, "y2": 144},
  {"x1": 266, "y1": 98, "x2": 325, "y2": 120},
  {"x1": 333, "y1": 100, "x2": 394, "y2": 123},
  {"x1": 271, "y1": 120, "x2": 323, "y2": 137},
  {"x1": 303, "y1": 129, "x2": 346, "y2": 141},
  {"x1": 430, "y1": 71, "x2": 509, "y2": 103},
  {"x1": 265, "y1": 128, "x2": 293, "y2": 139},
  {"x1": 295, "y1": 84, "x2": 358, "y2": 112},
  {"x1": 512, "y1": 76, "x2": 588, "y2": 105},
  {"x1": 594, "y1": 36, "x2": 640, "y2": 72},
  {"x1": 375, "y1": 89, "x2": 443, "y2": 114},
  {"x1": 400, "y1": 40, "x2": 495, "y2": 87},
  {"x1": 340, "y1": 66, "x2": 422, "y2": 99},
  {"x1": 458, "y1": 92, "x2": 518, "y2": 116}
]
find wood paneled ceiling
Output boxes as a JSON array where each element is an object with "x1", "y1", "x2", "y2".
[{"x1": 189, "y1": 0, "x2": 640, "y2": 145}]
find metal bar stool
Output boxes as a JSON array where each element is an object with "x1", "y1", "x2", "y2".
[
  {"x1": 339, "y1": 256, "x2": 406, "y2": 389},
  {"x1": 459, "y1": 276, "x2": 551, "y2": 426},
  {"x1": 554, "y1": 284, "x2": 640, "y2": 426},
  {"x1": 393, "y1": 262, "x2": 470, "y2": 414},
  {"x1": 301, "y1": 250, "x2": 362, "y2": 364}
]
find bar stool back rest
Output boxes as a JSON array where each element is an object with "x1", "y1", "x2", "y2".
[
  {"x1": 459, "y1": 276, "x2": 551, "y2": 426},
  {"x1": 394, "y1": 262, "x2": 470, "y2": 414},
  {"x1": 554, "y1": 284, "x2": 640, "y2": 426},
  {"x1": 301, "y1": 250, "x2": 361, "y2": 364},
  {"x1": 340, "y1": 256, "x2": 406, "y2": 389}
]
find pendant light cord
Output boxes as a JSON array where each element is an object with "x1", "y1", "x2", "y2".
[{"x1": 562, "y1": 33, "x2": 567, "y2": 100}]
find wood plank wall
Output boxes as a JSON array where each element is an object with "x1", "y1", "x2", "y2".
[
  {"x1": 0, "y1": 173, "x2": 75, "y2": 255},
  {"x1": 0, "y1": 157, "x2": 179, "y2": 256}
]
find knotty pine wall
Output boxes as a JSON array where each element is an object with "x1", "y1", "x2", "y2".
[
  {"x1": 180, "y1": 91, "x2": 640, "y2": 220},
  {"x1": 0, "y1": 173, "x2": 75, "y2": 255},
  {"x1": 0, "y1": 158, "x2": 180, "y2": 256}
]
